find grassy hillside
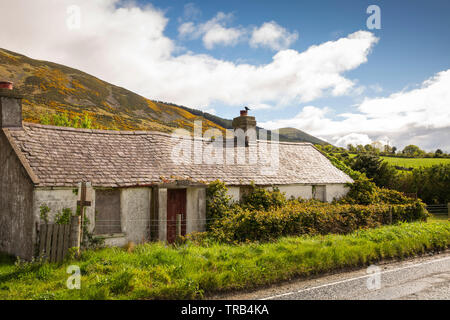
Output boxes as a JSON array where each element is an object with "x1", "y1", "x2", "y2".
[
  {"x1": 381, "y1": 156, "x2": 450, "y2": 169},
  {"x1": 278, "y1": 127, "x2": 329, "y2": 145},
  {"x1": 0, "y1": 48, "x2": 328, "y2": 144},
  {"x1": 0, "y1": 48, "x2": 224, "y2": 134}
]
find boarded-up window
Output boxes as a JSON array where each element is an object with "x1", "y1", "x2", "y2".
[
  {"x1": 239, "y1": 186, "x2": 253, "y2": 201},
  {"x1": 95, "y1": 189, "x2": 121, "y2": 234},
  {"x1": 312, "y1": 185, "x2": 326, "y2": 202}
]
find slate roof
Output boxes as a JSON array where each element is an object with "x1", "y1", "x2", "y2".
[{"x1": 3, "y1": 123, "x2": 353, "y2": 187}]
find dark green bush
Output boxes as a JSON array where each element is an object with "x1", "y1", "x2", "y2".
[
  {"x1": 206, "y1": 180, "x2": 232, "y2": 229},
  {"x1": 241, "y1": 184, "x2": 287, "y2": 211},
  {"x1": 340, "y1": 176, "x2": 379, "y2": 205},
  {"x1": 207, "y1": 201, "x2": 429, "y2": 243},
  {"x1": 340, "y1": 175, "x2": 419, "y2": 205}
]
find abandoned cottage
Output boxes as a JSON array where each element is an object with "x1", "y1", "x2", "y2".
[{"x1": 0, "y1": 84, "x2": 353, "y2": 259}]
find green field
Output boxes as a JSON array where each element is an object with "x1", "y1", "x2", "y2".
[{"x1": 381, "y1": 157, "x2": 450, "y2": 169}]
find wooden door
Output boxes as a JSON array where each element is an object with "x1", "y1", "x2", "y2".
[{"x1": 167, "y1": 189, "x2": 187, "y2": 243}]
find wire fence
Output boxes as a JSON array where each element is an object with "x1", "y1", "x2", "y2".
[{"x1": 426, "y1": 204, "x2": 449, "y2": 215}]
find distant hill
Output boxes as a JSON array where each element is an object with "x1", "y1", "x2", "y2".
[
  {"x1": 278, "y1": 127, "x2": 329, "y2": 145},
  {"x1": 0, "y1": 48, "x2": 225, "y2": 133},
  {"x1": 0, "y1": 48, "x2": 328, "y2": 145}
]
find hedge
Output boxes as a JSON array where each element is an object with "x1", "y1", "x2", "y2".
[{"x1": 207, "y1": 201, "x2": 429, "y2": 243}]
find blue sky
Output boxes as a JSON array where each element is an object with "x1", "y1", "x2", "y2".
[
  {"x1": 1, "y1": 0, "x2": 449, "y2": 150},
  {"x1": 147, "y1": 0, "x2": 450, "y2": 120}
]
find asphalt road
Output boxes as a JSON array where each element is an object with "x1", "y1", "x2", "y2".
[{"x1": 221, "y1": 252, "x2": 450, "y2": 300}]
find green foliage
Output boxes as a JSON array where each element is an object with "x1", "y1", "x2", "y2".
[
  {"x1": 341, "y1": 175, "x2": 422, "y2": 206},
  {"x1": 341, "y1": 176, "x2": 379, "y2": 205},
  {"x1": 207, "y1": 200, "x2": 429, "y2": 243},
  {"x1": 350, "y1": 153, "x2": 398, "y2": 188},
  {"x1": 240, "y1": 184, "x2": 287, "y2": 211},
  {"x1": 39, "y1": 112, "x2": 97, "y2": 129},
  {"x1": 402, "y1": 144, "x2": 425, "y2": 157},
  {"x1": 206, "y1": 180, "x2": 232, "y2": 228},
  {"x1": 395, "y1": 164, "x2": 450, "y2": 204},
  {"x1": 315, "y1": 147, "x2": 361, "y2": 180},
  {"x1": 54, "y1": 208, "x2": 73, "y2": 225},
  {"x1": 39, "y1": 204, "x2": 50, "y2": 224},
  {"x1": 109, "y1": 270, "x2": 135, "y2": 294},
  {"x1": 1, "y1": 221, "x2": 448, "y2": 300}
]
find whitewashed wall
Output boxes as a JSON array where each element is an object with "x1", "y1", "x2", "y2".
[
  {"x1": 275, "y1": 185, "x2": 313, "y2": 200},
  {"x1": 33, "y1": 188, "x2": 96, "y2": 233},
  {"x1": 227, "y1": 187, "x2": 240, "y2": 202},
  {"x1": 186, "y1": 187, "x2": 206, "y2": 234},
  {"x1": 325, "y1": 184, "x2": 349, "y2": 202}
]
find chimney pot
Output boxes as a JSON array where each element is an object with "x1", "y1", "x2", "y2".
[
  {"x1": 0, "y1": 81, "x2": 13, "y2": 90},
  {"x1": 240, "y1": 110, "x2": 248, "y2": 116}
]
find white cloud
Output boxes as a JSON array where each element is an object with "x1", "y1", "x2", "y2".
[
  {"x1": 182, "y1": 3, "x2": 201, "y2": 21},
  {"x1": 334, "y1": 133, "x2": 373, "y2": 147},
  {"x1": 178, "y1": 12, "x2": 245, "y2": 49},
  {"x1": 250, "y1": 21, "x2": 298, "y2": 50},
  {"x1": 261, "y1": 70, "x2": 450, "y2": 151},
  {"x1": 0, "y1": 1, "x2": 376, "y2": 114}
]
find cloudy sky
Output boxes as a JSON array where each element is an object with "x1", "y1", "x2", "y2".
[{"x1": 1, "y1": 0, "x2": 449, "y2": 151}]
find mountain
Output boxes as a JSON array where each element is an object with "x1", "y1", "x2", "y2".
[
  {"x1": 278, "y1": 127, "x2": 329, "y2": 145},
  {"x1": 0, "y1": 48, "x2": 328, "y2": 145},
  {"x1": 0, "y1": 48, "x2": 224, "y2": 133}
]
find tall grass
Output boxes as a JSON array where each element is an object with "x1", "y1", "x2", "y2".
[{"x1": 0, "y1": 221, "x2": 448, "y2": 300}]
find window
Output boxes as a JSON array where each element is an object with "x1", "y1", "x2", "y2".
[
  {"x1": 312, "y1": 185, "x2": 326, "y2": 202},
  {"x1": 95, "y1": 189, "x2": 121, "y2": 234}
]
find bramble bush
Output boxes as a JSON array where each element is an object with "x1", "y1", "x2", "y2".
[
  {"x1": 339, "y1": 175, "x2": 421, "y2": 205},
  {"x1": 204, "y1": 180, "x2": 429, "y2": 243},
  {"x1": 240, "y1": 183, "x2": 287, "y2": 211},
  {"x1": 207, "y1": 201, "x2": 428, "y2": 243}
]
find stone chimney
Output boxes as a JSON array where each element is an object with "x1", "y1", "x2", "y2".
[
  {"x1": 0, "y1": 81, "x2": 23, "y2": 128},
  {"x1": 232, "y1": 108, "x2": 256, "y2": 146}
]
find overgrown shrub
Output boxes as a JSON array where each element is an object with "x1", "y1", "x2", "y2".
[
  {"x1": 340, "y1": 175, "x2": 419, "y2": 205},
  {"x1": 55, "y1": 208, "x2": 73, "y2": 225},
  {"x1": 205, "y1": 180, "x2": 232, "y2": 229},
  {"x1": 241, "y1": 184, "x2": 287, "y2": 211},
  {"x1": 340, "y1": 176, "x2": 379, "y2": 205},
  {"x1": 207, "y1": 201, "x2": 429, "y2": 243}
]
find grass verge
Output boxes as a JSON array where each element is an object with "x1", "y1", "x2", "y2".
[{"x1": 0, "y1": 220, "x2": 448, "y2": 300}]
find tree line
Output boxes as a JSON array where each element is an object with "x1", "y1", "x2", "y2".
[{"x1": 316, "y1": 145, "x2": 450, "y2": 205}]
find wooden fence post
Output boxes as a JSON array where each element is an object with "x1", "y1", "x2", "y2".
[
  {"x1": 176, "y1": 214, "x2": 182, "y2": 238},
  {"x1": 69, "y1": 215, "x2": 81, "y2": 254}
]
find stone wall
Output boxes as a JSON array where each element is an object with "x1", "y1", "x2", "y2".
[{"x1": 0, "y1": 131, "x2": 34, "y2": 259}]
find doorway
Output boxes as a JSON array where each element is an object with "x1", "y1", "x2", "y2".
[{"x1": 167, "y1": 189, "x2": 187, "y2": 243}]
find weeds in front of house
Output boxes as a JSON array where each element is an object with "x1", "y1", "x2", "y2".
[{"x1": 0, "y1": 220, "x2": 448, "y2": 300}]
